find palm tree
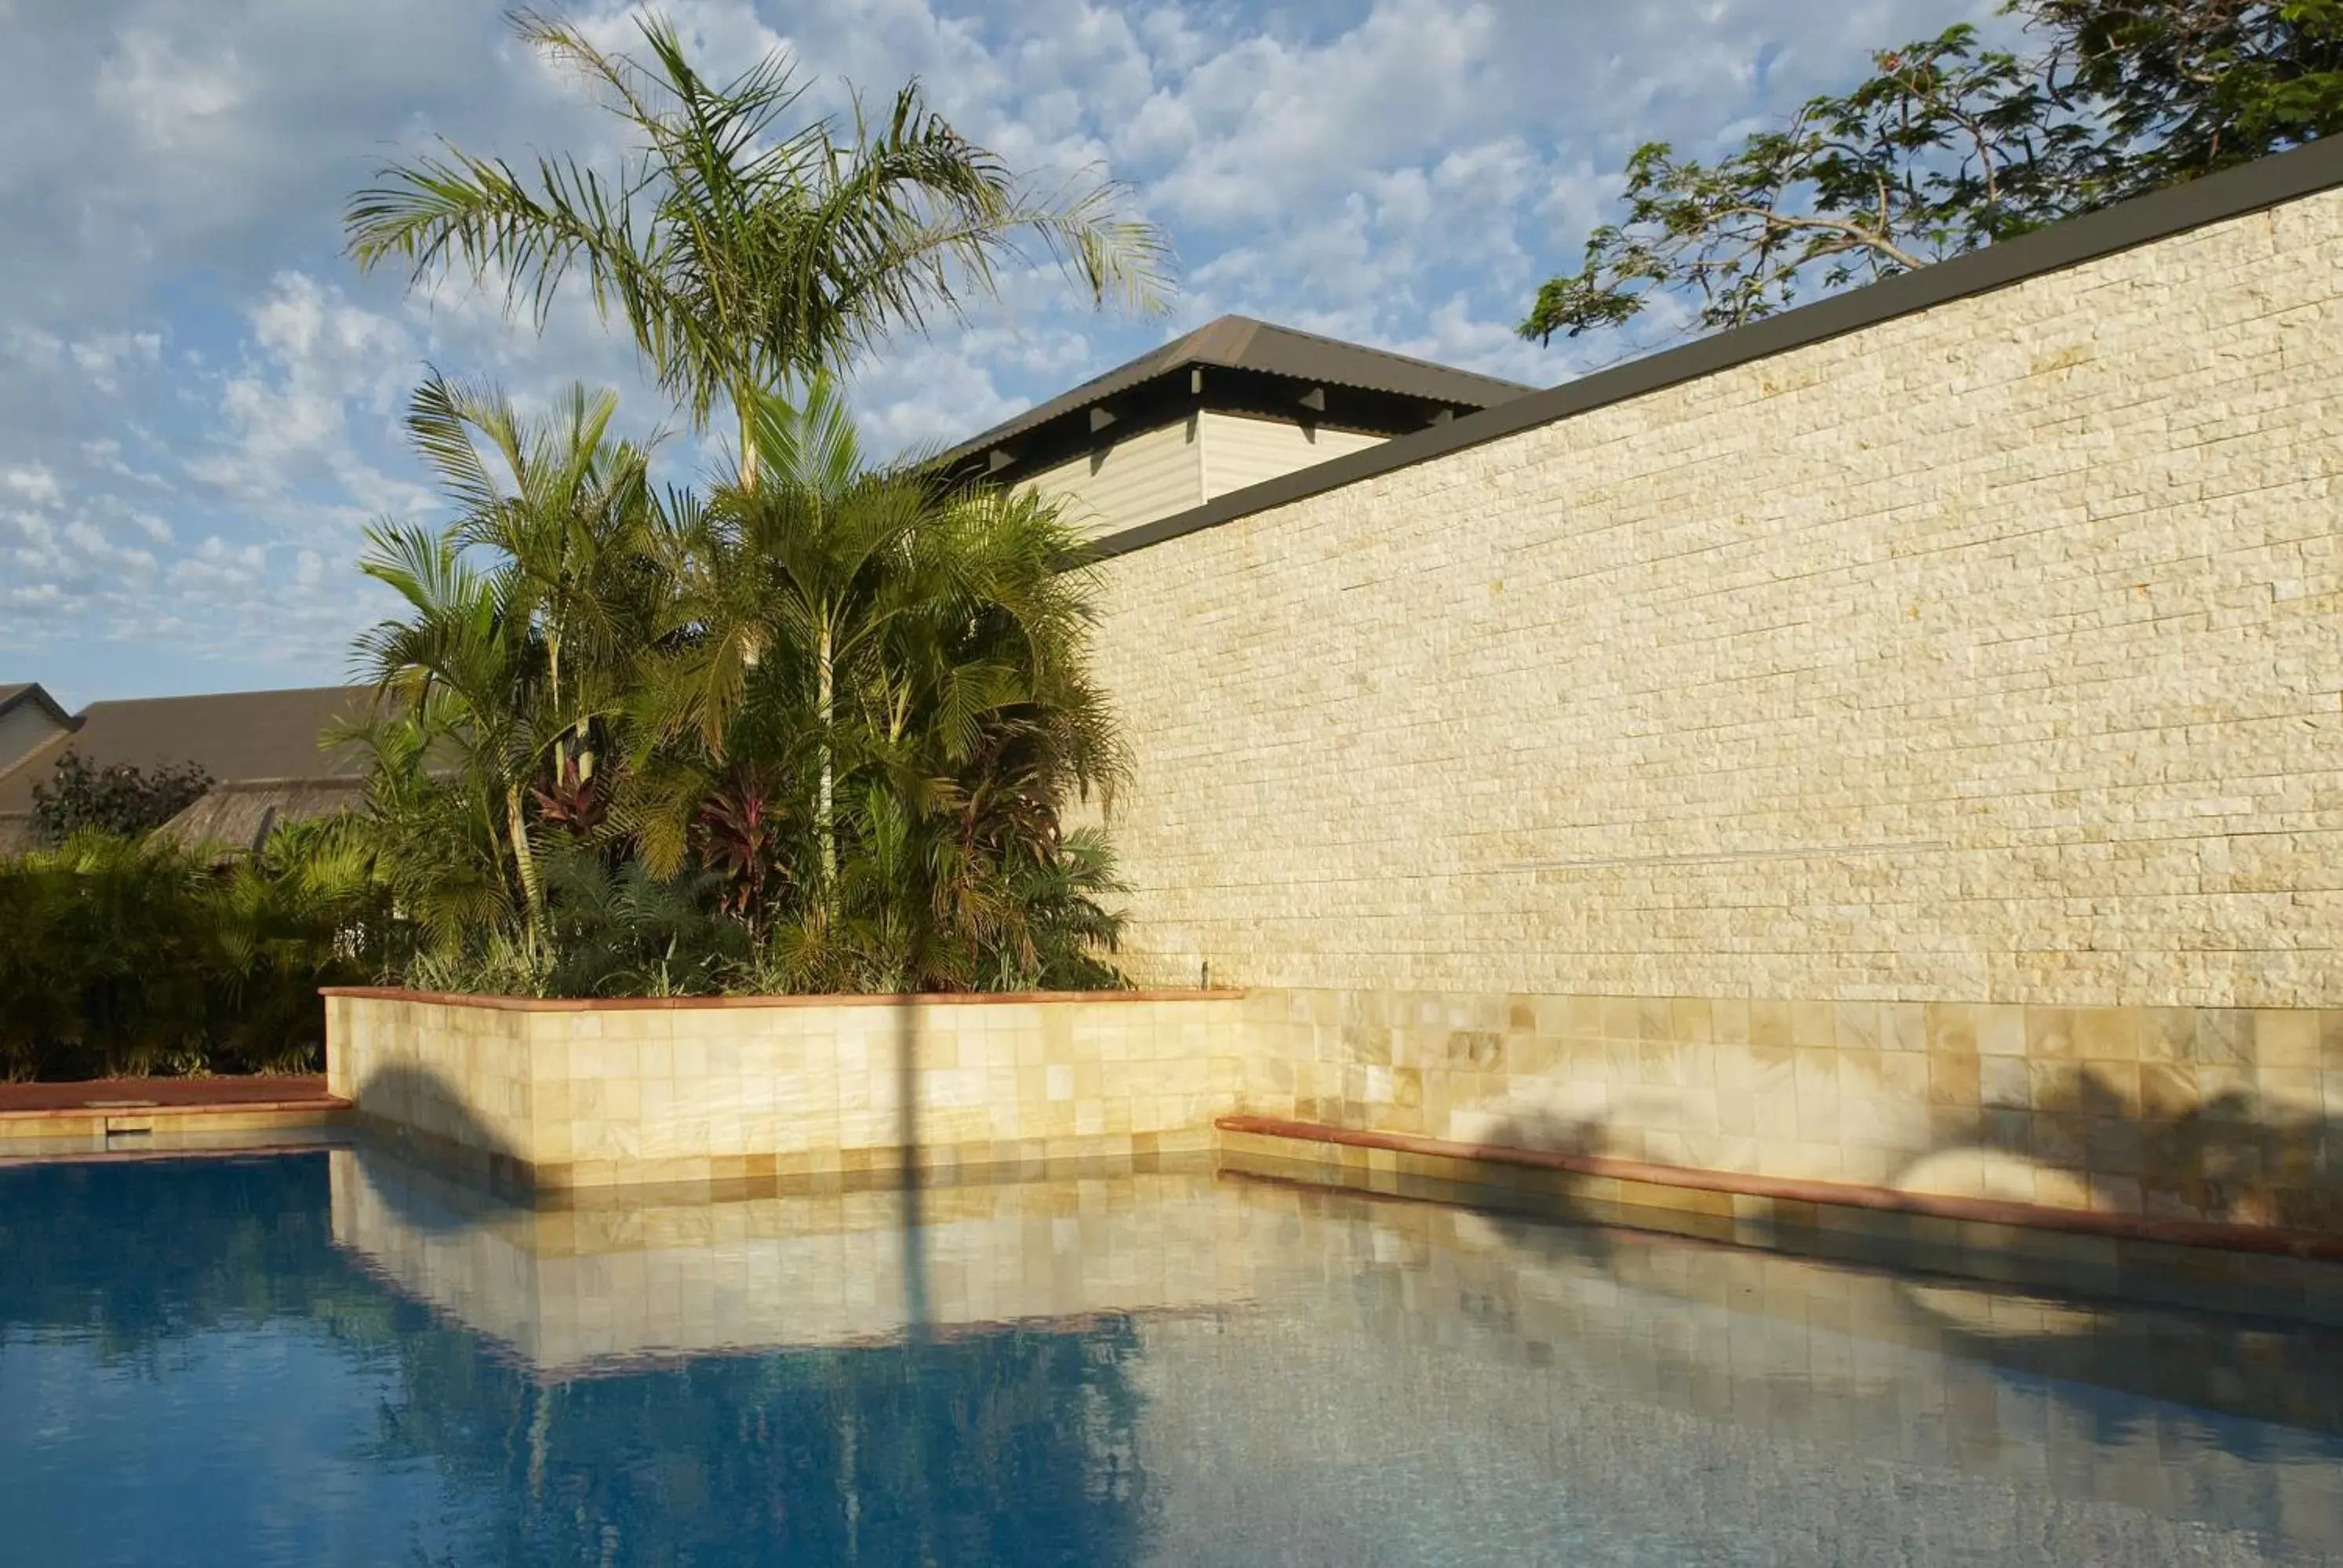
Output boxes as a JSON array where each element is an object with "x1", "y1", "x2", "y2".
[
  {"x1": 348, "y1": 375, "x2": 664, "y2": 944},
  {"x1": 626, "y1": 378, "x2": 1126, "y2": 987},
  {"x1": 344, "y1": 9, "x2": 1172, "y2": 486}
]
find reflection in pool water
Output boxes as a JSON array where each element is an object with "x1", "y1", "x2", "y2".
[{"x1": 2, "y1": 1148, "x2": 2340, "y2": 1566}]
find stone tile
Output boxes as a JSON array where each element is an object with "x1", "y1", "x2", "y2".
[
  {"x1": 1924, "y1": 1004, "x2": 1977, "y2": 1055},
  {"x1": 2074, "y1": 1007, "x2": 2141, "y2": 1063},
  {"x1": 2025, "y1": 1008, "x2": 2079, "y2": 1060},
  {"x1": 1926, "y1": 1052, "x2": 1981, "y2": 1109},
  {"x1": 2193, "y1": 1010, "x2": 2254, "y2": 1068},
  {"x1": 2257, "y1": 1010, "x2": 2322, "y2": 1070}
]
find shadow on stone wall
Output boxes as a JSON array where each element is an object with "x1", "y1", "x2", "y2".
[
  {"x1": 1455, "y1": 1055, "x2": 2343, "y2": 1239},
  {"x1": 1914, "y1": 1065, "x2": 2343, "y2": 1233},
  {"x1": 355, "y1": 1062, "x2": 530, "y2": 1230}
]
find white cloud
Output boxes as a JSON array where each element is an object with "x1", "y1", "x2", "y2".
[
  {"x1": 93, "y1": 27, "x2": 252, "y2": 151},
  {"x1": 2, "y1": 464, "x2": 62, "y2": 507},
  {"x1": 0, "y1": 0, "x2": 1998, "y2": 699},
  {"x1": 184, "y1": 271, "x2": 434, "y2": 522}
]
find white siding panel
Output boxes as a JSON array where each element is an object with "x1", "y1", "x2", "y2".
[
  {"x1": 1022, "y1": 420, "x2": 1202, "y2": 539},
  {"x1": 0, "y1": 705, "x2": 67, "y2": 780},
  {"x1": 1199, "y1": 413, "x2": 1384, "y2": 500}
]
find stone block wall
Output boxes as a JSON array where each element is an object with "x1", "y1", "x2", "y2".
[
  {"x1": 1086, "y1": 190, "x2": 2343, "y2": 1011},
  {"x1": 326, "y1": 988, "x2": 1237, "y2": 1190}
]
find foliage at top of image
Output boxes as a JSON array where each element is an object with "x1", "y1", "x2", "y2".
[
  {"x1": 343, "y1": 8, "x2": 1171, "y2": 475},
  {"x1": 1520, "y1": 0, "x2": 2343, "y2": 344},
  {"x1": 30, "y1": 751, "x2": 213, "y2": 846}
]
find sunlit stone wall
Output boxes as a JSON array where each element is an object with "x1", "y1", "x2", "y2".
[
  {"x1": 1086, "y1": 187, "x2": 2343, "y2": 1012},
  {"x1": 325, "y1": 988, "x2": 1237, "y2": 1190}
]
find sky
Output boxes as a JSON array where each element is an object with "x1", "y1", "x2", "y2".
[{"x1": 0, "y1": 0, "x2": 2004, "y2": 708}]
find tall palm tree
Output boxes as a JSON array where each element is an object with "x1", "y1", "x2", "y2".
[
  {"x1": 349, "y1": 376, "x2": 664, "y2": 942},
  {"x1": 344, "y1": 9, "x2": 1172, "y2": 485}
]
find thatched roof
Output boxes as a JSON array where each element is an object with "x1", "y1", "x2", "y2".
[{"x1": 152, "y1": 777, "x2": 369, "y2": 856}]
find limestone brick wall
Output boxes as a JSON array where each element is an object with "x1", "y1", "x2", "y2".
[
  {"x1": 1086, "y1": 190, "x2": 2343, "y2": 1010},
  {"x1": 326, "y1": 988, "x2": 1238, "y2": 1190}
]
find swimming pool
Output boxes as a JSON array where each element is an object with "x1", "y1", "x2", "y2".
[{"x1": 2, "y1": 1148, "x2": 2338, "y2": 1565}]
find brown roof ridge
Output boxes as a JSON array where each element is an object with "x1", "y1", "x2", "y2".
[
  {"x1": 0, "y1": 683, "x2": 379, "y2": 817},
  {"x1": 1202, "y1": 314, "x2": 1535, "y2": 386},
  {"x1": 173, "y1": 773, "x2": 373, "y2": 789},
  {"x1": 73, "y1": 682, "x2": 368, "y2": 713}
]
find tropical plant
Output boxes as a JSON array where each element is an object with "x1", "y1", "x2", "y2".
[
  {"x1": 326, "y1": 13, "x2": 1146, "y2": 999},
  {"x1": 29, "y1": 751, "x2": 213, "y2": 845},
  {"x1": 625, "y1": 377, "x2": 1127, "y2": 993},
  {"x1": 340, "y1": 373, "x2": 666, "y2": 954},
  {"x1": 344, "y1": 8, "x2": 1170, "y2": 484},
  {"x1": 1520, "y1": 3, "x2": 2343, "y2": 345},
  {"x1": 330, "y1": 372, "x2": 1128, "y2": 999},
  {"x1": 0, "y1": 830, "x2": 380, "y2": 1081}
]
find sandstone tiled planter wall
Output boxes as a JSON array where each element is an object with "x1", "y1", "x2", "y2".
[
  {"x1": 324, "y1": 986, "x2": 1239, "y2": 1190},
  {"x1": 329, "y1": 980, "x2": 2342, "y2": 1236},
  {"x1": 1236, "y1": 988, "x2": 2343, "y2": 1235}
]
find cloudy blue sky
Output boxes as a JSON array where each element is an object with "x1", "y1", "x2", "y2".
[{"x1": 2, "y1": 0, "x2": 2004, "y2": 708}]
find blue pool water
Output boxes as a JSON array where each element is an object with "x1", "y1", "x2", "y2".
[{"x1": 2, "y1": 1148, "x2": 2341, "y2": 1566}]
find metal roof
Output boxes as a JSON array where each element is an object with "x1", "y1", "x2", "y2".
[
  {"x1": 0, "y1": 684, "x2": 377, "y2": 820},
  {"x1": 937, "y1": 315, "x2": 1539, "y2": 467}
]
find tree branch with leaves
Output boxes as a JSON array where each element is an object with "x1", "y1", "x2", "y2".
[{"x1": 1521, "y1": 4, "x2": 2343, "y2": 347}]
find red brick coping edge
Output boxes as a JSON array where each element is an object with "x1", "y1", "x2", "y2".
[
  {"x1": 1216, "y1": 1114, "x2": 2343, "y2": 1264},
  {"x1": 322, "y1": 985, "x2": 1243, "y2": 1012},
  {"x1": 0, "y1": 1075, "x2": 347, "y2": 1119}
]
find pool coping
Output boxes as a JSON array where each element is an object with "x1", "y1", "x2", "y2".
[
  {"x1": 1216, "y1": 1115, "x2": 2343, "y2": 1264},
  {"x1": 0, "y1": 1076, "x2": 354, "y2": 1143},
  {"x1": 320, "y1": 984, "x2": 1243, "y2": 1012}
]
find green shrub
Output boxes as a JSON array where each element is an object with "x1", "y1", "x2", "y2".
[
  {"x1": 0, "y1": 831, "x2": 380, "y2": 1082},
  {"x1": 30, "y1": 751, "x2": 213, "y2": 844}
]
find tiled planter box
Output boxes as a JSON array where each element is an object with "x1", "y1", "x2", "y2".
[{"x1": 323, "y1": 986, "x2": 1242, "y2": 1191}]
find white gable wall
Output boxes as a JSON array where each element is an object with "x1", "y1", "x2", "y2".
[
  {"x1": 0, "y1": 704, "x2": 66, "y2": 783},
  {"x1": 1023, "y1": 420, "x2": 1202, "y2": 540},
  {"x1": 1199, "y1": 412, "x2": 1385, "y2": 501}
]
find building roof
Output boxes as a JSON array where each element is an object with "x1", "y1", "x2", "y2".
[
  {"x1": 0, "y1": 685, "x2": 377, "y2": 822},
  {"x1": 937, "y1": 315, "x2": 1538, "y2": 467},
  {"x1": 0, "y1": 682, "x2": 72, "y2": 728}
]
